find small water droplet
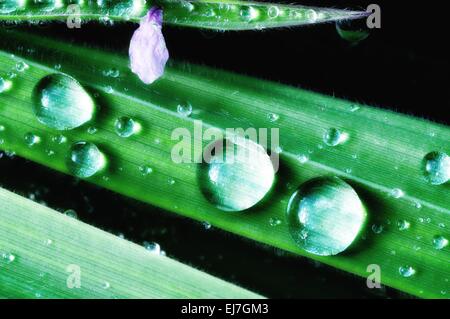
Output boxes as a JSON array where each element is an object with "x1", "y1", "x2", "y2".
[
  {"x1": 432, "y1": 235, "x2": 448, "y2": 250},
  {"x1": 102, "y1": 281, "x2": 110, "y2": 289},
  {"x1": 32, "y1": 74, "x2": 95, "y2": 130},
  {"x1": 397, "y1": 220, "x2": 410, "y2": 231},
  {"x1": 202, "y1": 221, "x2": 212, "y2": 230},
  {"x1": 64, "y1": 209, "x2": 78, "y2": 219},
  {"x1": 372, "y1": 224, "x2": 384, "y2": 234},
  {"x1": 87, "y1": 126, "x2": 97, "y2": 134},
  {"x1": 24, "y1": 132, "x2": 40, "y2": 146},
  {"x1": 422, "y1": 151, "x2": 450, "y2": 185},
  {"x1": 267, "y1": 5, "x2": 280, "y2": 18},
  {"x1": 139, "y1": 165, "x2": 153, "y2": 176},
  {"x1": 438, "y1": 223, "x2": 446, "y2": 228},
  {"x1": 16, "y1": 61, "x2": 29, "y2": 72},
  {"x1": 176, "y1": 102, "x2": 193, "y2": 117},
  {"x1": 286, "y1": 177, "x2": 367, "y2": 256},
  {"x1": 269, "y1": 217, "x2": 282, "y2": 227},
  {"x1": 54, "y1": 63, "x2": 61, "y2": 70},
  {"x1": 399, "y1": 265, "x2": 416, "y2": 278},
  {"x1": 390, "y1": 188, "x2": 404, "y2": 199},
  {"x1": 104, "y1": 85, "x2": 114, "y2": 94},
  {"x1": 67, "y1": 142, "x2": 106, "y2": 178},
  {"x1": 349, "y1": 104, "x2": 360, "y2": 112},
  {"x1": 267, "y1": 113, "x2": 279, "y2": 122},
  {"x1": 1, "y1": 252, "x2": 15, "y2": 263},
  {"x1": 323, "y1": 128, "x2": 348, "y2": 146},
  {"x1": 52, "y1": 134, "x2": 67, "y2": 144},
  {"x1": 414, "y1": 202, "x2": 422, "y2": 209},
  {"x1": 114, "y1": 116, "x2": 140, "y2": 137},
  {"x1": 167, "y1": 177, "x2": 175, "y2": 185},
  {"x1": 143, "y1": 241, "x2": 161, "y2": 255},
  {"x1": 305, "y1": 9, "x2": 318, "y2": 22},
  {"x1": 199, "y1": 137, "x2": 275, "y2": 212},
  {"x1": 240, "y1": 5, "x2": 259, "y2": 22},
  {"x1": 44, "y1": 239, "x2": 53, "y2": 246},
  {"x1": 102, "y1": 68, "x2": 120, "y2": 78},
  {"x1": 0, "y1": 77, "x2": 12, "y2": 93},
  {"x1": 298, "y1": 154, "x2": 309, "y2": 164}
]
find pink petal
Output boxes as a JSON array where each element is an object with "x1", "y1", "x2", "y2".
[{"x1": 129, "y1": 7, "x2": 169, "y2": 84}]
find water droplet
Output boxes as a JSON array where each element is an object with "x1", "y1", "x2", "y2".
[
  {"x1": 1, "y1": 252, "x2": 15, "y2": 263},
  {"x1": 349, "y1": 104, "x2": 360, "y2": 112},
  {"x1": 438, "y1": 223, "x2": 446, "y2": 228},
  {"x1": 52, "y1": 134, "x2": 67, "y2": 144},
  {"x1": 139, "y1": 165, "x2": 153, "y2": 176},
  {"x1": 267, "y1": 113, "x2": 279, "y2": 122},
  {"x1": 102, "y1": 68, "x2": 120, "y2": 78},
  {"x1": 432, "y1": 235, "x2": 448, "y2": 250},
  {"x1": 199, "y1": 137, "x2": 275, "y2": 212},
  {"x1": 176, "y1": 102, "x2": 192, "y2": 117},
  {"x1": 101, "y1": 281, "x2": 110, "y2": 289},
  {"x1": 336, "y1": 19, "x2": 370, "y2": 43},
  {"x1": 399, "y1": 265, "x2": 416, "y2": 278},
  {"x1": 15, "y1": 61, "x2": 29, "y2": 72},
  {"x1": 0, "y1": 77, "x2": 12, "y2": 93},
  {"x1": 54, "y1": 63, "x2": 61, "y2": 70},
  {"x1": 64, "y1": 209, "x2": 78, "y2": 219},
  {"x1": 414, "y1": 202, "x2": 422, "y2": 209},
  {"x1": 202, "y1": 221, "x2": 212, "y2": 230},
  {"x1": 67, "y1": 142, "x2": 106, "y2": 178},
  {"x1": 323, "y1": 128, "x2": 348, "y2": 146},
  {"x1": 104, "y1": 85, "x2": 114, "y2": 94},
  {"x1": 286, "y1": 177, "x2": 367, "y2": 256},
  {"x1": 422, "y1": 152, "x2": 450, "y2": 185},
  {"x1": 143, "y1": 241, "x2": 161, "y2": 255},
  {"x1": 114, "y1": 116, "x2": 140, "y2": 137},
  {"x1": 390, "y1": 188, "x2": 404, "y2": 199},
  {"x1": 240, "y1": 6, "x2": 259, "y2": 22},
  {"x1": 44, "y1": 239, "x2": 53, "y2": 246},
  {"x1": 33, "y1": 0, "x2": 63, "y2": 12},
  {"x1": 305, "y1": 9, "x2": 318, "y2": 22},
  {"x1": 371, "y1": 224, "x2": 384, "y2": 234},
  {"x1": 267, "y1": 5, "x2": 280, "y2": 18},
  {"x1": 298, "y1": 154, "x2": 309, "y2": 164},
  {"x1": 269, "y1": 217, "x2": 282, "y2": 227},
  {"x1": 87, "y1": 126, "x2": 97, "y2": 135},
  {"x1": 167, "y1": 177, "x2": 175, "y2": 185},
  {"x1": 397, "y1": 220, "x2": 410, "y2": 231},
  {"x1": 24, "y1": 132, "x2": 40, "y2": 146},
  {"x1": 32, "y1": 74, "x2": 95, "y2": 130}
]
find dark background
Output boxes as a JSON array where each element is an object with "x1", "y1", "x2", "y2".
[{"x1": 2, "y1": 0, "x2": 449, "y2": 298}]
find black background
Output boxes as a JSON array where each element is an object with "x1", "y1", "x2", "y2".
[{"x1": 1, "y1": 0, "x2": 449, "y2": 299}]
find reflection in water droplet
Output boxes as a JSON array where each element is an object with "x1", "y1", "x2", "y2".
[
  {"x1": 198, "y1": 137, "x2": 275, "y2": 212},
  {"x1": 432, "y1": 235, "x2": 448, "y2": 250},
  {"x1": 323, "y1": 128, "x2": 348, "y2": 146},
  {"x1": 422, "y1": 152, "x2": 450, "y2": 185},
  {"x1": 32, "y1": 74, "x2": 95, "y2": 130},
  {"x1": 115, "y1": 116, "x2": 140, "y2": 137},
  {"x1": 399, "y1": 265, "x2": 416, "y2": 278},
  {"x1": 67, "y1": 142, "x2": 106, "y2": 178},
  {"x1": 286, "y1": 177, "x2": 367, "y2": 256}
]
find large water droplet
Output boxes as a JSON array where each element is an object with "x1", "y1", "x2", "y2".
[
  {"x1": 336, "y1": 19, "x2": 370, "y2": 43},
  {"x1": 399, "y1": 265, "x2": 416, "y2": 278},
  {"x1": 286, "y1": 177, "x2": 367, "y2": 256},
  {"x1": 0, "y1": 0, "x2": 25, "y2": 13},
  {"x1": 323, "y1": 128, "x2": 348, "y2": 146},
  {"x1": 32, "y1": 74, "x2": 95, "y2": 130},
  {"x1": 422, "y1": 151, "x2": 450, "y2": 185},
  {"x1": 432, "y1": 235, "x2": 448, "y2": 250},
  {"x1": 67, "y1": 142, "x2": 106, "y2": 178},
  {"x1": 198, "y1": 137, "x2": 275, "y2": 212},
  {"x1": 114, "y1": 116, "x2": 140, "y2": 138}
]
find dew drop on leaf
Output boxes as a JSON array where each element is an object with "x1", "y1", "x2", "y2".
[
  {"x1": 336, "y1": 19, "x2": 370, "y2": 43},
  {"x1": 0, "y1": 0, "x2": 25, "y2": 13},
  {"x1": 239, "y1": 6, "x2": 259, "y2": 22},
  {"x1": 371, "y1": 224, "x2": 384, "y2": 234},
  {"x1": 267, "y1": 112, "x2": 279, "y2": 122},
  {"x1": 286, "y1": 177, "x2": 367, "y2": 256},
  {"x1": 389, "y1": 188, "x2": 404, "y2": 199},
  {"x1": 177, "y1": 102, "x2": 193, "y2": 117},
  {"x1": 1, "y1": 252, "x2": 15, "y2": 264},
  {"x1": 399, "y1": 265, "x2": 416, "y2": 278},
  {"x1": 115, "y1": 116, "x2": 140, "y2": 137},
  {"x1": 143, "y1": 241, "x2": 161, "y2": 255},
  {"x1": 323, "y1": 128, "x2": 348, "y2": 146},
  {"x1": 64, "y1": 209, "x2": 78, "y2": 219},
  {"x1": 32, "y1": 74, "x2": 95, "y2": 130},
  {"x1": 0, "y1": 77, "x2": 12, "y2": 93},
  {"x1": 198, "y1": 137, "x2": 275, "y2": 212},
  {"x1": 422, "y1": 151, "x2": 450, "y2": 185},
  {"x1": 67, "y1": 142, "x2": 106, "y2": 178},
  {"x1": 139, "y1": 165, "x2": 153, "y2": 176},
  {"x1": 24, "y1": 132, "x2": 40, "y2": 147},
  {"x1": 267, "y1": 6, "x2": 280, "y2": 19},
  {"x1": 397, "y1": 220, "x2": 410, "y2": 231},
  {"x1": 432, "y1": 235, "x2": 448, "y2": 250}
]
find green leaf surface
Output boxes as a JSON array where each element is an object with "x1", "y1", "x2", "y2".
[
  {"x1": 0, "y1": 186, "x2": 262, "y2": 298},
  {"x1": 0, "y1": 30, "x2": 449, "y2": 298}
]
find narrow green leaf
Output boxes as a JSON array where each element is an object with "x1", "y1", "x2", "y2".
[
  {"x1": 0, "y1": 0, "x2": 367, "y2": 30},
  {"x1": 0, "y1": 186, "x2": 262, "y2": 298},
  {"x1": 0, "y1": 30, "x2": 449, "y2": 298}
]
